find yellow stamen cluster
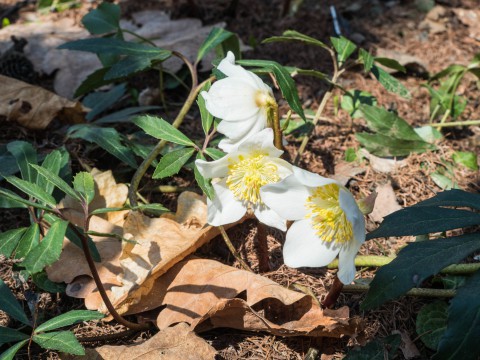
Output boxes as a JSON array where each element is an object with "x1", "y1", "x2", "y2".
[
  {"x1": 305, "y1": 183, "x2": 353, "y2": 244},
  {"x1": 226, "y1": 153, "x2": 280, "y2": 204}
]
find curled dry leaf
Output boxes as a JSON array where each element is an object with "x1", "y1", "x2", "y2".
[
  {"x1": 64, "y1": 323, "x2": 216, "y2": 360},
  {"x1": 331, "y1": 161, "x2": 365, "y2": 186},
  {"x1": 125, "y1": 257, "x2": 363, "y2": 338},
  {"x1": 0, "y1": 75, "x2": 86, "y2": 129},
  {"x1": 369, "y1": 182, "x2": 402, "y2": 223},
  {"x1": 359, "y1": 149, "x2": 408, "y2": 174}
]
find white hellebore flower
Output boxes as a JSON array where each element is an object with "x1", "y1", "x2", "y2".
[
  {"x1": 260, "y1": 167, "x2": 365, "y2": 284},
  {"x1": 195, "y1": 128, "x2": 291, "y2": 231},
  {"x1": 201, "y1": 51, "x2": 275, "y2": 152}
]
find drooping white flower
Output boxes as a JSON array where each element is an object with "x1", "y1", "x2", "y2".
[
  {"x1": 195, "y1": 128, "x2": 291, "y2": 231},
  {"x1": 260, "y1": 167, "x2": 365, "y2": 284},
  {"x1": 201, "y1": 51, "x2": 276, "y2": 152}
]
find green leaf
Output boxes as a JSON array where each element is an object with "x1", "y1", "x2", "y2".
[
  {"x1": 3, "y1": 175, "x2": 56, "y2": 207},
  {"x1": 7, "y1": 141, "x2": 37, "y2": 182},
  {"x1": 374, "y1": 57, "x2": 406, "y2": 73},
  {"x1": 64, "y1": 224, "x2": 101, "y2": 263},
  {"x1": 74, "y1": 67, "x2": 114, "y2": 97},
  {"x1": 416, "y1": 301, "x2": 448, "y2": 350},
  {"x1": 452, "y1": 151, "x2": 478, "y2": 171},
  {"x1": 198, "y1": 81, "x2": 214, "y2": 135},
  {"x1": 31, "y1": 164, "x2": 80, "y2": 200},
  {"x1": 133, "y1": 203, "x2": 170, "y2": 216},
  {"x1": 330, "y1": 36, "x2": 357, "y2": 64},
  {"x1": 217, "y1": 33, "x2": 241, "y2": 60},
  {"x1": 194, "y1": 153, "x2": 214, "y2": 199},
  {"x1": 434, "y1": 270, "x2": 480, "y2": 360},
  {"x1": 412, "y1": 189, "x2": 480, "y2": 211},
  {"x1": 341, "y1": 90, "x2": 376, "y2": 119},
  {"x1": 197, "y1": 27, "x2": 234, "y2": 63},
  {"x1": 73, "y1": 172, "x2": 95, "y2": 204},
  {"x1": 414, "y1": 126, "x2": 443, "y2": 143},
  {"x1": 345, "y1": 148, "x2": 357, "y2": 162},
  {"x1": 33, "y1": 331, "x2": 85, "y2": 355},
  {"x1": 204, "y1": 148, "x2": 225, "y2": 160},
  {"x1": 0, "y1": 279, "x2": 29, "y2": 325},
  {"x1": 35, "y1": 310, "x2": 103, "y2": 333},
  {"x1": 0, "y1": 228, "x2": 26, "y2": 258},
  {"x1": 356, "y1": 132, "x2": 435, "y2": 157},
  {"x1": 95, "y1": 105, "x2": 160, "y2": 124},
  {"x1": 105, "y1": 52, "x2": 171, "y2": 80},
  {"x1": 84, "y1": 83, "x2": 127, "y2": 121},
  {"x1": 133, "y1": 115, "x2": 195, "y2": 146},
  {"x1": 37, "y1": 151, "x2": 63, "y2": 196},
  {"x1": 262, "y1": 30, "x2": 330, "y2": 50},
  {"x1": 32, "y1": 272, "x2": 66, "y2": 293},
  {"x1": 15, "y1": 223, "x2": 40, "y2": 260},
  {"x1": 359, "y1": 48, "x2": 374, "y2": 73},
  {"x1": 152, "y1": 147, "x2": 195, "y2": 179},
  {"x1": 68, "y1": 126, "x2": 137, "y2": 168},
  {"x1": 362, "y1": 233, "x2": 480, "y2": 310},
  {"x1": 0, "y1": 153, "x2": 19, "y2": 181},
  {"x1": 439, "y1": 274, "x2": 466, "y2": 290},
  {"x1": 22, "y1": 220, "x2": 68, "y2": 274},
  {"x1": 430, "y1": 170, "x2": 457, "y2": 190},
  {"x1": 236, "y1": 59, "x2": 306, "y2": 121},
  {"x1": 0, "y1": 339, "x2": 28, "y2": 360},
  {"x1": 430, "y1": 64, "x2": 466, "y2": 82},
  {"x1": 0, "y1": 327, "x2": 29, "y2": 345},
  {"x1": 81, "y1": 2, "x2": 120, "y2": 35},
  {"x1": 0, "y1": 188, "x2": 47, "y2": 210},
  {"x1": 344, "y1": 334, "x2": 401, "y2": 360},
  {"x1": 371, "y1": 64, "x2": 411, "y2": 99}
]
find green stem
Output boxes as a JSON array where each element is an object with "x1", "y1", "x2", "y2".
[
  {"x1": 429, "y1": 119, "x2": 480, "y2": 127},
  {"x1": 343, "y1": 284, "x2": 455, "y2": 298}
]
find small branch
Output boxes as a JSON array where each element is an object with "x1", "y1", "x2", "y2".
[
  {"x1": 343, "y1": 284, "x2": 456, "y2": 298},
  {"x1": 256, "y1": 222, "x2": 270, "y2": 272},
  {"x1": 321, "y1": 276, "x2": 344, "y2": 308},
  {"x1": 270, "y1": 102, "x2": 283, "y2": 151},
  {"x1": 218, "y1": 225, "x2": 252, "y2": 272},
  {"x1": 429, "y1": 119, "x2": 480, "y2": 127}
]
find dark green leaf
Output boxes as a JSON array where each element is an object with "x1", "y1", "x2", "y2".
[
  {"x1": 15, "y1": 223, "x2": 40, "y2": 260},
  {"x1": 371, "y1": 64, "x2": 411, "y2": 99},
  {"x1": 341, "y1": 91, "x2": 376, "y2": 119},
  {"x1": 0, "y1": 279, "x2": 29, "y2": 325},
  {"x1": 0, "y1": 228, "x2": 26, "y2": 258},
  {"x1": 452, "y1": 151, "x2": 478, "y2": 171},
  {"x1": 33, "y1": 331, "x2": 84, "y2": 355},
  {"x1": 374, "y1": 57, "x2": 406, "y2": 73},
  {"x1": 434, "y1": 270, "x2": 480, "y2": 360},
  {"x1": 204, "y1": 148, "x2": 225, "y2": 160},
  {"x1": 194, "y1": 153, "x2": 214, "y2": 199},
  {"x1": 31, "y1": 164, "x2": 80, "y2": 200},
  {"x1": 359, "y1": 48, "x2": 374, "y2": 73},
  {"x1": 356, "y1": 132, "x2": 435, "y2": 157},
  {"x1": 218, "y1": 33, "x2": 241, "y2": 60},
  {"x1": 236, "y1": 59, "x2": 306, "y2": 121},
  {"x1": 0, "y1": 339, "x2": 28, "y2": 360},
  {"x1": 22, "y1": 220, "x2": 68, "y2": 274},
  {"x1": 198, "y1": 81, "x2": 213, "y2": 135},
  {"x1": 74, "y1": 67, "x2": 114, "y2": 97},
  {"x1": 412, "y1": 189, "x2": 480, "y2": 211},
  {"x1": 3, "y1": 176, "x2": 56, "y2": 207},
  {"x1": 35, "y1": 310, "x2": 103, "y2": 333},
  {"x1": 330, "y1": 36, "x2": 357, "y2": 64},
  {"x1": 440, "y1": 275, "x2": 466, "y2": 290},
  {"x1": 0, "y1": 188, "x2": 46, "y2": 210},
  {"x1": 105, "y1": 51, "x2": 170, "y2": 80},
  {"x1": 416, "y1": 301, "x2": 448, "y2": 350},
  {"x1": 133, "y1": 115, "x2": 195, "y2": 146},
  {"x1": 73, "y1": 172, "x2": 95, "y2": 204},
  {"x1": 32, "y1": 272, "x2": 66, "y2": 293},
  {"x1": 84, "y1": 84, "x2": 127, "y2": 121},
  {"x1": 344, "y1": 334, "x2": 401, "y2": 360},
  {"x1": 81, "y1": 2, "x2": 120, "y2": 35},
  {"x1": 290, "y1": 68, "x2": 328, "y2": 80},
  {"x1": 7, "y1": 141, "x2": 37, "y2": 182},
  {"x1": 0, "y1": 153, "x2": 20, "y2": 180},
  {"x1": 95, "y1": 106, "x2": 160, "y2": 124},
  {"x1": 197, "y1": 27, "x2": 234, "y2": 63},
  {"x1": 362, "y1": 233, "x2": 480, "y2": 310},
  {"x1": 152, "y1": 147, "x2": 195, "y2": 179},
  {"x1": 262, "y1": 30, "x2": 330, "y2": 50},
  {"x1": 0, "y1": 326, "x2": 29, "y2": 344},
  {"x1": 37, "y1": 151, "x2": 63, "y2": 196}
]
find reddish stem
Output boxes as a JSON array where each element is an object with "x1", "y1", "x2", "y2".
[{"x1": 321, "y1": 276, "x2": 344, "y2": 309}]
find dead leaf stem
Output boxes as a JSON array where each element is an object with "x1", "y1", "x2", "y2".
[
  {"x1": 256, "y1": 222, "x2": 270, "y2": 273},
  {"x1": 342, "y1": 284, "x2": 456, "y2": 298},
  {"x1": 321, "y1": 275, "x2": 344, "y2": 309},
  {"x1": 218, "y1": 225, "x2": 252, "y2": 272}
]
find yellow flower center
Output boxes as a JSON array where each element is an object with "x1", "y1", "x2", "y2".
[
  {"x1": 226, "y1": 153, "x2": 280, "y2": 204},
  {"x1": 305, "y1": 183, "x2": 353, "y2": 244}
]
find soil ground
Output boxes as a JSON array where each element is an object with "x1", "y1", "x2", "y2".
[{"x1": 0, "y1": 0, "x2": 479, "y2": 359}]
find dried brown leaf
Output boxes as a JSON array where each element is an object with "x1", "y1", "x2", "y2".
[
  {"x1": 331, "y1": 161, "x2": 365, "y2": 186},
  {"x1": 369, "y1": 182, "x2": 402, "y2": 223},
  {"x1": 0, "y1": 75, "x2": 86, "y2": 129}
]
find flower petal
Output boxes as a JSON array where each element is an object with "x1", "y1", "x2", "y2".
[
  {"x1": 292, "y1": 167, "x2": 337, "y2": 188},
  {"x1": 237, "y1": 128, "x2": 283, "y2": 158},
  {"x1": 218, "y1": 51, "x2": 265, "y2": 89},
  {"x1": 254, "y1": 205, "x2": 287, "y2": 231},
  {"x1": 337, "y1": 239, "x2": 362, "y2": 284},
  {"x1": 339, "y1": 188, "x2": 366, "y2": 245},
  {"x1": 217, "y1": 113, "x2": 267, "y2": 151},
  {"x1": 260, "y1": 175, "x2": 310, "y2": 220},
  {"x1": 283, "y1": 219, "x2": 340, "y2": 268},
  {"x1": 207, "y1": 180, "x2": 246, "y2": 226},
  {"x1": 195, "y1": 156, "x2": 230, "y2": 179}
]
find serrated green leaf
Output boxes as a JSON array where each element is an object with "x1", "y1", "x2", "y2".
[
  {"x1": 236, "y1": 59, "x2": 306, "y2": 121},
  {"x1": 37, "y1": 151, "x2": 62, "y2": 196},
  {"x1": 262, "y1": 30, "x2": 330, "y2": 50},
  {"x1": 32, "y1": 272, "x2": 66, "y2": 293},
  {"x1": 33, "y1": 331, "x2": 84, "y2": 355},
  {"x1": 15, "y1": 223, "x2": 40, "y2": 260},
  {"x1": 344, "y1": 334, "x2": 401, "y2": 360},
  {"x1": 31, "y1": 164, "x2": 79, "y2": 200},
  {"x1": 204, "y1": 148, "x2": 225, "y2": 160},
  {"x1": 3, "y1": 176, "x2": 56, "y2": 207},
  {"x1": 133, "y1": 115, "x2": 194, "y2": 146},
  {"x1": 7, "y1": 141, "x2": 37, "y2": 182},
  {"x1": 198, "y1": 82, "x2": 213, "y2": 135},
  {"x1": 330, "y1": 36, "x2": 356, "y2": 64},
  {"x1": 0, "y1": 187, "x2": 47, "y2": 210},
  {"x1": 362, "y1": 233, "x2": 480, "y2": 310},
  {"x1": 0, "y1": 279, "x2": 29, "y2": 325},
  {"x1": 371, "y1": 64, "x2": 411, "y2": 99},
  {"x1": 132, "y1": 203, "x2": 170, "y2": 215},
  {"x1": 359, "y1": 48, "x2": 374, "y2": 73},
  {"x1": 35, "y1": 310, "x2": 103, "y2": 333},
  {"x1": 412, "y1": 189, "x2": 480, "y2": 210},
  {"x1": 356, "y1": 132, "x2": 435, "y2": 157},
  {"x1": 68, "y1": 126, "x2": 137, "y2": 168},
  {"x1": 22, "y1": 220, "x2": 68, "y2": 274},
  {"x1": 374, "y1": 57, "x2": 406, "y2": 73},
  {"x1": 0, "y1": 227, "x2": 26, "y2": 258},
  {"x1": 0, "y1": 339, "x2": 27, "y2": 360},
  {"x1": 194, "y1": 153, "x2": 214, "y2": 199},
  {"x1": 73, "y1": 172, "x2": 95, "y2": 204},
  {"x1": 81, "y1": 2, "x2": 120, "y2": 35},
  {"x1": 341, "y1": 91, "x2": 376, "y2": 118},
  {"x1": 197, "y1": 27, "x2": 234, "y2": 63},
  {"x1": 0, "y1": 326, "x2": 29, "y2": 345},
  {"x1": 416, "y1": 301, "x2": 448, "y2": 350},
  {"x1": 434, "y1": 270, "x2": 480, "y2": 360},
  {"x1": 152, "y1": 147, "x2": 195, "y2": 179},
  {"x1": 452, "y1": 151, "x2": 478, "y2": 171}
]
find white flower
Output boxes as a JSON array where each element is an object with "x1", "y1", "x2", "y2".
[
  {"x1": 195, "y1": 128, "x2": 292, "y2": 231},
  {"x1": 201, "y1": 51, "x2": 275, "y2": 152},
  {"x1": 260, "y1": 167, "x2": 365, "y2": 284}
]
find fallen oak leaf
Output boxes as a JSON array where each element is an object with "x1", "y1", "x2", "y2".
[{"x1": 0, "y1": 75, "x2": 86, "y2": 129}]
